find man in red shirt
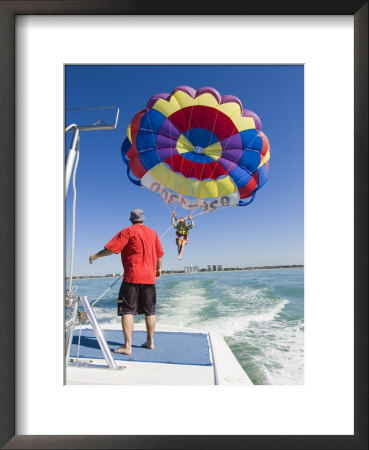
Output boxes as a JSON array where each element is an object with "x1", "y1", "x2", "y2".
[{"x1": 89, "y1": 209, "x2": 164, "y2": 355}]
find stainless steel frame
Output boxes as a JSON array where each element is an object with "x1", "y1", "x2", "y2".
[
  {"x1": 65, "y1": 106, "x2": 120, "y2": 370},
  {"x1": 65, "y1": 295, "x2": 118, "y2": 369}
]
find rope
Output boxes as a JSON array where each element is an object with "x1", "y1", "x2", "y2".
[
  {"x1": 189, "y1": 203, "x2": 232, "y2": 219},
  {"x1": 159, "y1": 224, "x2": 175, "y2": 240},
  {"x1": 91, "y1": 275, "x2": 123, "y2": 307},
  {"x1": 145, "y1": 184, "x2": 175, "y2": 214}
]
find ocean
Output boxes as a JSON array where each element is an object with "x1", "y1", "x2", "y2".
[{"x1": 67, "y1": 268, "x2": 304, "y2": 385}]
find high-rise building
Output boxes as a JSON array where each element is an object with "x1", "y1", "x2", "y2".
[
  {"x1": 184, "y1": 265, "x2": 199, "y2": 273},
  {"x1": 207, "y1": 265, "x2": 223, "y2": 272}
]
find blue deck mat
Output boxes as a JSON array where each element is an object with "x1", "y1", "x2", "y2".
[{"x1": 70, "y1": 329, "x2": 212, "y2": 366}]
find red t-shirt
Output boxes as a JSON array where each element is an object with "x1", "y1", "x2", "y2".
[{"x1": 104, "y1": 224, "x2": 164, "y2": 284}]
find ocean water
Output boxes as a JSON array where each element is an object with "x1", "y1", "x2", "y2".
[{"x1": 66, "y1": 268, "x2": 304, "y2": 385}]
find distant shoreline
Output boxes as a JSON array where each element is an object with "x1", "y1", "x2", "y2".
[{"x1": 67, "y1": 265, "x2": 304, "y2": 280}]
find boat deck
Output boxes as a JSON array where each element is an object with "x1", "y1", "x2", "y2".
[
  {"x1": 66, "y1": 324, "x2": 253, "y2": 385},
  {"x1": 70, "y1": 328, "x2": 212, "y2": 366}
]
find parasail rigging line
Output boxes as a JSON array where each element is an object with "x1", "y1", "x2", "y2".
[{"x1": 90, "y1": 275, "x2": 123, "y2": 307}]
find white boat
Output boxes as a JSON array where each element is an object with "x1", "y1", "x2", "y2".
[
  {"x1": 65, "y1": 108, "x2": 253, "y2": 387},
  {"x1": 66, "y1": 323, "x2": 253, "y2": 386}
]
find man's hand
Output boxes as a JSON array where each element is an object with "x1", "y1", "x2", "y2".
[
  {"x1": 156, "y1": 257, "x2": 162, "y2": 278},
  {"x1": 89, "y1": 248, "x2": 114, "y2": 264},
  {"x1": 89, "y1": 254, "x2": 97, "y2": 264}
]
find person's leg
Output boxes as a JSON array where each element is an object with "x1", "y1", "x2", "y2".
[
  {"x1": 140, "y1": 285, "x2": 156, "y2": 350},
  {"x1": 141, "y1": 314, "x2": 156, "y2": 349},
  {"x1": 178, "y1": 239, "x2": 188, "y2": 260},
  {"x1": 114, "y1": 314, "x2": 134, "y2": 354},
  {"x1": 115, "y1": 282, "x2": 138, "y2": 355},
  {"x1": 178, "y1": 242, "x2": 183, "y2": 259}
]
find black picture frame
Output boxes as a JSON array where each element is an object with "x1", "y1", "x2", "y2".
[{"x1": 0, "y1": 1, "x2": 367, "y2": 449}]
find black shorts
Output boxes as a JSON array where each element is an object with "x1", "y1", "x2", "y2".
[{"x1": 117, "y1": 282, "x2": 156, "y2": 316}]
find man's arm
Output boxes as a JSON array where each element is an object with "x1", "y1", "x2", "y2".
[
  {"x1": 156, "y1": 257, "x2": 162, "y2": 278},
  {"x1": 89, "y1": 248, "x2": 115, "y2": 264}
]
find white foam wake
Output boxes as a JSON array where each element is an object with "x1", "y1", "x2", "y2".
[
  {"x1": 157, "y1": 285, "x2": 215, "y2": 327},
  {"x1": 195, "y1": 299, "x2": 289, "y2": 336},
  {"x1": 251, "y1": 320, "x2": 305, "y2": 385}
]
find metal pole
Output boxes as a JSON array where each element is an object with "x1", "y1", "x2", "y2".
[
  {"x1": 65, "y1": 126, "x2": 79, "y2": 196},
  {"x1": 65, "y1": 108, "x2": 120, "y2": 369},
  {"x1": 80, "y1": 296, "x2": 118, "y2": 369},
  {"x1": 65, "y1": 297, "x2": 79, "y2": 366}
]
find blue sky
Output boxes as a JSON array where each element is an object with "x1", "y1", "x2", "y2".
[{"x1": 65, "y1": 65, "x2": 304, "y2": 276}]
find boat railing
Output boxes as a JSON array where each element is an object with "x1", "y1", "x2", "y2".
[
  {"x1": 65, "y1": 105, "x2": 119, "y2": 194},
  {"x1": 65, "y1": 106, "x2": 120, "y2": 370}
]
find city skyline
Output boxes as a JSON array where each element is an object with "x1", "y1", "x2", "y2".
[{"x1": 69, "y1": 264, "x2": 304, "y2": 279}]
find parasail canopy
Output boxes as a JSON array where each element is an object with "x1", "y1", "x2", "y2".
[{"x1": 121, "y1": 85, "x2": 270, "y2": 212}]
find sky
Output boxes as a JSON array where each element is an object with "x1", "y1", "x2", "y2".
[{"x1": 65, "y1": 65, "x2": 304, "y2": 276}]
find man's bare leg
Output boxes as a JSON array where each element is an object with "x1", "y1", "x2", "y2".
[
  {"x1": 141, "y1": 314, "x2": 155, "y2": 349},
  {"x1": 114, "y1": 314, "x2": 133, "y2": 355}
]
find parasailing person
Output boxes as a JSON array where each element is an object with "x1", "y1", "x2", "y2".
[{"x1": 171, "y1": 211, "x2": 194, "y2": 260}]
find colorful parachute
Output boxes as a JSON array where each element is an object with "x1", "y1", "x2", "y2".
[{"x1": 121, "y1": 86, "x2": 270, "y2": 211}]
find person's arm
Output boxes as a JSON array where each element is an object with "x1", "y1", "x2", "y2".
[
  {"x1": 156, "y1": 257, "x2": 163, "y2": 278},
  {"x1": 187, "y1": 216, "x2": 194, "y2": 229},
  {"x1": 171, "y1": 211, "x2": 177, "y2": 227},
  {"x1": 89, "y1": 248, "x2": 115, "y2": 264}
]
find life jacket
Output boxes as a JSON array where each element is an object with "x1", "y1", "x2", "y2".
[{"x1": 177, "y1": 221, "x2": 188, "y2": 236}]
